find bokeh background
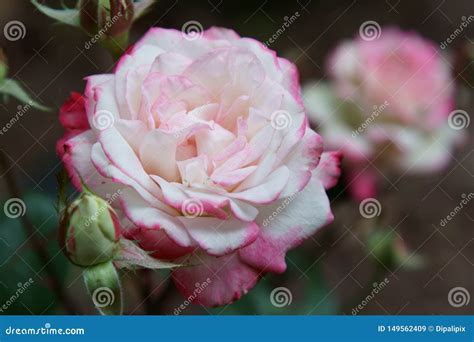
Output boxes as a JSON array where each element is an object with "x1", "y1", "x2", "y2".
[{"x1": 0, "y1": 0, "x2": 472, "y2": 315}]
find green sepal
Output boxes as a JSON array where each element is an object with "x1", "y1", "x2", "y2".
[{"x1": 31, "y1": 0, "x2": 80, "y2": 27}]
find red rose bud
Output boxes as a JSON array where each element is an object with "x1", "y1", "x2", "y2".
[
  {"x1": 80, "y1": 0, "x2": 134, "y2": 38},
  {"x1": 0, "y1": 49, "x2": 8, "y2": 81},
  {"x1": 59, "y1": 191, "x2": 121, "y2": 267}
]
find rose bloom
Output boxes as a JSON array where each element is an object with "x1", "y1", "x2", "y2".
[
  {"x1": 303, "y1": 28, "x2": 463, "y2": 200},
  {"x1": 57, "y1": 27, "x2": 341, "y2": 306}
]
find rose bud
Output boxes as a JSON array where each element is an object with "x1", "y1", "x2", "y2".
[
  {"x1": 59, "y1": 191, "x2": 121, "y2": 267},
  {"x1": 80, "y1": 0, "x2": 134, "y2": 39},
  {"x1": 367, "y1": 229, "x2": 423, "y2": 270}
]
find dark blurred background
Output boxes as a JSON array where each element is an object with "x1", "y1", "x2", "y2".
[{"x1": 0, "y1": 0, "x2": 473, "y2": 315}]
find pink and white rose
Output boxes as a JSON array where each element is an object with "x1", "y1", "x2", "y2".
[
  {"x1": 303, "y1": 27, "x2": 463, "y2": 200},
  {"x1": 57, "y1": 27, "x2": 340, "y2": 306}
]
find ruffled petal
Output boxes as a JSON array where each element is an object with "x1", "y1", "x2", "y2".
[
  {"x1": 178, "y1": 217, "x2": 259, "y2": 256},
  {"x1": 239, "y1": 175, "x2": 333, "y2": 273},
  {"x1": 172, "y1": 252, "x2": 259, "y2": 307}
]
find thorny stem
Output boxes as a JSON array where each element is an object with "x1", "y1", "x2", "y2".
[{"x1": 0, "y1": 149, "x2": 80, "y2": 314}]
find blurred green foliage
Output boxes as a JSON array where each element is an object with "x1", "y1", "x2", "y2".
[
  {"x1": 210, "y1": 248, "x2": 338, "y2": 315},
  {"x1": 0, "y1": 192, "x2": 69, "y2": 314}
]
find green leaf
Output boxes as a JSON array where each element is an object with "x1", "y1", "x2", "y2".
[
  {"x1": 31, "y1": 0, "x2": 80, "y2": 27},
  {"x1": 133, "y1": 0, "x2": 157, "y2": 20},
  {"x1": 84, "y1": 261, "x2": 123, "y2": 315},
  {"x1": 0, "y1": 79, "x2": 50, "y2": 111}
]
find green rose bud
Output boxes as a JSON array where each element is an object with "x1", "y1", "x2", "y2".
[
  {"x1": 59, "y1": 190, "x2": 121, "y2": 267},
  {"x1": 79, "y1": 0, "x2": 134, "y2": 39},
  {"x1": 367, "y1": 229, "x2": 423, "y2": 270},
  {"x1": 0, "y1": 49, "x2": 8, "y2": 81},
  {"x1": 84, "y1": 261, "x2": 123, "y2": 315}
]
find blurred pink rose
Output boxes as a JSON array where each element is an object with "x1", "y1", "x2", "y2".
[
  {"x1": 304, "y1": 27, "x2": 463, "y2": 200},
  {"x1": 57, "y1": 27, "x2": 340, "y2": 306}
]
